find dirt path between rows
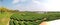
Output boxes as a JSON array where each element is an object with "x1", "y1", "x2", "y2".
[{"x1": 7, "y1": 21, "x2": 9, "y2": 25}]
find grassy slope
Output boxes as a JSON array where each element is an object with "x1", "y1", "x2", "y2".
[{"x1": 0, "y1": 12, "x2": 14, "y2": 25}]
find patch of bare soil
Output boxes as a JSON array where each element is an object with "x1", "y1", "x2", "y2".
[
  {"x1": 7, "y1": 21, "x2": 9, "y2": 25},
  {"x1": 39, "y1": 21, "x2": 47, "y2": 25}
]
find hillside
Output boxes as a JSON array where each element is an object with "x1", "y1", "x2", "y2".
[{"x1": 0, "y1": 7, "x2": 60, "y2": 25}]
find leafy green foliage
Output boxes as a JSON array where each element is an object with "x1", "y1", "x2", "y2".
[
  {"x1": 9, "y1": 19, "x2": 14, "y2": 25},
  {"x1": 9, "y1": 12, "x2": 60, "y2": 25},
  {"x1": 13, "y1": 20, "x2": 19, "y2": 25},
  {"x1": 1, "y1": 7, "x2": 60, "y2": 25}
]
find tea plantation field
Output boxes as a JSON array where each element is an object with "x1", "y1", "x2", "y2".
[
  {"x1": 9, "y1": 12, "x2": 60, "y2": 25},
  {"x1": 0, "y1": 11, "x2": 60, "y2": 25}
]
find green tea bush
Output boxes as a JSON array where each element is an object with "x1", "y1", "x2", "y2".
[{"x1": 9, "y1": 12, "x2": 60, "y2": 25}]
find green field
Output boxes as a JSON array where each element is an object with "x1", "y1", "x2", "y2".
[
  {"x1": 0, "y1": 12, "x2": 14, "y2": 25},
  {"x1": 9, "y1": 12, "x2": 60, "y2": 25},
  {"x1": 0, "y1": 8, "x2": 60, "y2": 25}
]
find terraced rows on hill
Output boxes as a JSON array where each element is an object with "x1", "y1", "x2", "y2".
[{"x1": 9, "y1": 12, "x2": 60, "y2": 25}]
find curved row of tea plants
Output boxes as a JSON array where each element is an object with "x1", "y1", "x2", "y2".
[{"x1": 9, "y1": 12, "x2": 60, "y2": 25}]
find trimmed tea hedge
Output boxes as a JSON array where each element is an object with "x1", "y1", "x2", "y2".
[{"x1": 9, "y1": 12, "x2": 60, "y2": 25}]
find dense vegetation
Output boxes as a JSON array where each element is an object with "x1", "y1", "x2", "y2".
[
  {"x1": 0, "y1": 7, "x2": 60, "y2": 25},
  {"x1": 10, "y1": 12, "x2": 60, "y2": 25},
  {"x1": 0, "y1": 7, "x2": 15, "y2": 25}
]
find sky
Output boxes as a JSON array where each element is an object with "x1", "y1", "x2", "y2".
[{"x1": 0, "y1": 0, "x2": 60, "y2": 11}]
